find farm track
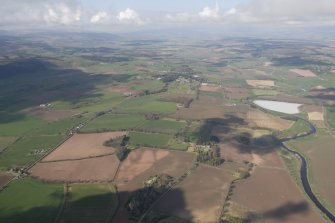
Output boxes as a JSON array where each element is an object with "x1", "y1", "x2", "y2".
[
  {"x1": 40, "y1": 152, "x2": 116, "y2": 163},
  {"x1": 281, "y1": 118, "x2": 335, "y2": 222}
]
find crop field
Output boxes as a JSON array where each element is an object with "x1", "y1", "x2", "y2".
[
  {"x1": 128, "y1": 132, "x2": 171, "y2": 148},
  {"x1": 228, "y1": 166, "x2": 324, "y2": 223},
  {"x1": 290, "y1": 69, "x2": 317, "y2": 77},
  {"x1": 116, "y1": 96, "x2": 176, "y2": 114},
  {"x1": 199, "y1": 83, "x2": 222, "y2": 92},
  {"x1": 169, "y1": 96, "x2": 224, "y2": 120},
  {"x1": 61, "y1": 183, "x2": 118, "y2": 223},
  {"x1": 131, "y1": 80, "x2": 164, "y2": 92},
  {"x1": 219, "y1": 142, "x2": 283, "y2": 167},
  {"x1": 43, "y1": 132, "x2": 126, "y2": 161},
  {"x1": 29, "y1": 155, "x2": 120, "y2": 182},
  {"x1": 247, "y1": 80, "x2": 275, "y2": 88},
  {"x1": 289, "y1": 133, "x2": 335, "y2": 212},
  {"x1": 82, "y1": 114, "x2": 145, "y2": 132},
  {"x1": 247, "y1": 109, "x2": 294, "y2": 131},
  {"x1": 252, "y1": 89, "x2": 279, "y2": 96},
  {"x1": 107, "y1": 85, "x2": 141, "y2": 96},
  {"x1": 278, "y1": 119, "x2": 311, "y2": 139},
  {"x1": 0, "y1": 171, "x2": 13, "y2": 187},
  {"x1": 326, "y1": 107, "x2": 335, "y2": 128},
  {"x1": 0, "y1": 178, "x2": 63, "y2": 223},
  {"x1": 154, "y1": 164, "x2": 232, "y2": 223}
]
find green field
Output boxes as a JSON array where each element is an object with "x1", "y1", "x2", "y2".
[
  {"x1": 0, "y1": 134, "x2": 66, "y2": 170},
  {"x1": 0, "y1": 136, "x2": 17, "y2": 152},
  {"x1": 326, "y1": 107, "x2": 335, "y2": 129},
  {"x1": 0, "y1": 114, "x2": 46, "y2": 137},
  {"x1": 278, "y1": 119, "x2": 311, "y2": 138},
  {"x1": 252, "y1": 89, "x2": 279, "y2": 96},
  {"x1": 129, "y1": 132, "x2": 171, "y2": 147},
  {"x1": 81, "y1": 114, "x2": 146, "y2": 132},
  {"x1": 131, "y1": 80, "x2": 164, "y2": 92},
  {"x1": 0, "y1": 178, "x2": 63, "y2": 223},
  {"x1": 138, "y1": 119, "x2": 186, "y2": 134},
  {"x1": 116, "y1": 96, "x2": 176, "y2": 114},
  {"x1": 62, "y1": 183, "x2": 118, "y2": 223}
]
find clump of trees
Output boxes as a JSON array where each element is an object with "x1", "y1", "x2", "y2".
[
  {"x1": 195, "y1": 145, "x2": 223, "y2": 166},
  {"x1": 144, "y1": 113, "x2": 160, "y2": 120},
  {"x1": 126, "y1": 174, "x2": 174, "y2": 221},
  {"x1": 103, "y1": 135, "x2": 130, "y2": 161}
]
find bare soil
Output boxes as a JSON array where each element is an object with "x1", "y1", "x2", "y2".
[
  {"x1": 0, "y1": 171, "x2": 14, "y2": 187},
  {"x1": 248, "y1": 109, "x2": 294, "y2": 131},
  {"x1": 43, "y1": 132, "x2": 127, "y2": 161},
  {"x1": 229, "y1": 166, "x2": 324, "y2": 223},
  {"x1": 290, "y1": 69, "x2": 317, "y2": 77},
  {"x1": 29, "y1": 155, "x2": 120, "y2": 182},
  {"x1": 154, "y1": 164, "x2": 233, "y2": 223}
]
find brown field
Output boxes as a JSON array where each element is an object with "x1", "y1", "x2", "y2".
[
  {"x1": 22, "y1": 107, "x2": 75, "y2": 121},
  {"x1": 260, "y1": 95, "x2": 313, "y2": 104},
  {"x1": 107, "y1": 85, "x2": 141, "y2": 96},
  {"x1": 200, "y1": 84, "x2": 222, "y2": 92},
  {"x1": 0, "y1": 171, "x2": 14, "y2": 187},
  {"x1": 219, "y1": 142, "x2": 283, "y2": 168},
  {"x1": 247, "y1": 80, "x2": 275, "y2": 88},
  {"x1": 115, "y1": 148, "x2": 196, "y2": 188},
  {"x1": 245, "y1": 69, "x2": 269, "y2": 78},
  {"x1": 0, "y1": 136, "x2": 17, "y2": 152},
  {"x1": 29, "y1": 155, "x2": 120, "y2": 182},
  {"x1": 222, "y1": 105, "x2": 249, "y2": 115},
  {"x1": 113, "y1": 148, "x2": 196, "y2": 223},
  {"x1": 292, "y1": 134, "x2": 335, "y2": 211},
  {"x1": 154, "y1": 164, "x2": 233, "y2": 223},
  {"x1": 308, "y1": 112, "x2": 324, "y2": 121},
  {"x1": 290, "y1": 69, "x2": 317, "y2": 77},
  {"x1": 248, "y1": 109, "x2": 294, "y2": 131},
  {"x1": 309, "y1": 88, "x2": 335, "y2": 106},
  {"x1": 229, "y1": 166, "x2": 324, "y2": 223},
  {"x1": 43, "y1": 132, "x2": 126, "y2": 161},
  {"x1": 223, "y1": 86, "x2": 249, "y2": 100},
  {"x1": 169, "y1": 96, "x2": 224, "y2": 120}
]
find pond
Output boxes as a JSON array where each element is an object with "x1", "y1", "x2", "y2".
[{"x1": 254, "y1": 100, "x2": 302, "y2": 114}]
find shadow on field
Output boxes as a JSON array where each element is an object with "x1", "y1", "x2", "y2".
[
  {"x1": 198, "y1": 115, "x2": 280, "y2": 155},
  {"x1": 0, "y1": 58, "x2": 132, "y2": 123},
  {"x1": 247, "y1": 201, "x2": 309, "y2": 221},
  {"x1": 0, "y1": 186, "x2": 192, "y2": 223}
]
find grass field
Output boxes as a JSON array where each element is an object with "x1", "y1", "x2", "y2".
[
  {"x1": 326, "y1": 107, "x2": 335, "y2": 129},
  {"x1": 0, "y1": 114, "x2": 46, "y2": 137},
  {"x1": 81, "y1": 114, "x2": 146, "y2": 132},
  {"x1": 252, "y1": 89, "x2": 279, "y2": 96},
  {"x1": 138, "y1": 120, "x2": 186, "y2": 134},
  {"x1": 116, "y1": 96, "x2": 176, "y2": 114},
  {"x1": 0, "y1": 178, "x2": 63, "y2": 223},
  {"x1": 62, "y1": 183, "x2": 118, "y2": 223},
  {"x1": 131, "y1": 80, "x2": 164, "y2": 92},
  {"x1": 0, "y1": 136, "x2": 17, "y2": 152},
  {"x1": 278, "y1": 119, "x2": 311, "y2": 138},
  {"x1": 129, "y1": 132, "x2": 171, "y2": 148},
  {"x1": 0, "y1": 134, "x2": 66, "y2": 170}
]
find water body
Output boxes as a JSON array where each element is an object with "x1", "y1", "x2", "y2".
[{"x1": 254, "y1": 100, "x2": 302, "y2": 114}]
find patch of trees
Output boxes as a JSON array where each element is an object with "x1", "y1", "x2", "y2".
[
  {"x1": 126, "y1": 174, "x2": 174, "y2": 221},
  {"x1": 144, "y1": 113, "x2": 160, "y2": 120},
  {"x1": 234, "y1": 133, "x2": 251, "y2": 145},
  {"x1": 104, "y1": 135, "x2": 130, "y2": 161},
  {"x1": 195, "y1": 145, "x2": 223, "y2": 166}
]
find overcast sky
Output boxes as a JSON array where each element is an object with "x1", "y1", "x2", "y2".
[{"x1": 0, "y1": 0, "x2": 335, "y2": 32}]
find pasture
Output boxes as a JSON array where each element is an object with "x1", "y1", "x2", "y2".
[
  {"x1": 129, "y1": 132, "x2": 171, "y2": 148},
  {"x1": 247, "y1": 109, "x2": 294, "y2": 131},
  {"x1": 61, "y1": 183, "x2": 118, "y2": 223},
  {"x1": 0, "y1": 178, "x2": 63, "y2": 223}
]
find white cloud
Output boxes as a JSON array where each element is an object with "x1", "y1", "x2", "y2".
[
  {"x1": 199, "y1": 3, "x2": 220, "y2": 19},
  {"x1": 117, "y1": 8, "x2": 142, "y2": 24},
  {"x1": 90, "y1": 11, "x2": 108, "y2": 24}
]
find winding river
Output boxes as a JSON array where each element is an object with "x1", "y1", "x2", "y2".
[{"x1": 280, "y1": 118, "x2": 335, "y2": 222}]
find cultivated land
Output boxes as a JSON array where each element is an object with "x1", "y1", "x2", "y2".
[
  {"x1": 43, "y1": 132, "x2": 126, "y2": 161},
  {"x1": 29, "y1": 155, "x2": 120, "y2": 182},
  {"x1": 1, "y1": 33, "x2": 334, "y2": 222},
  {"x1": 154, "y1": 164, "x2": 233, "y2": 223}
]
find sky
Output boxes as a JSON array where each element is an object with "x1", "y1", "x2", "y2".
[{"x1": 0, "y1": 0, "x2": 335, "y2": 33}]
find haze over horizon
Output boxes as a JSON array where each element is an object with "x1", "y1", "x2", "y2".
[{"x1": 1, "y1": 0, "x2": 335, "y2": 36}]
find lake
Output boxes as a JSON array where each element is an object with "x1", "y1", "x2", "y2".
[{"x1": 254, "y1": 100, "x2": 302, "y2": 114}]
